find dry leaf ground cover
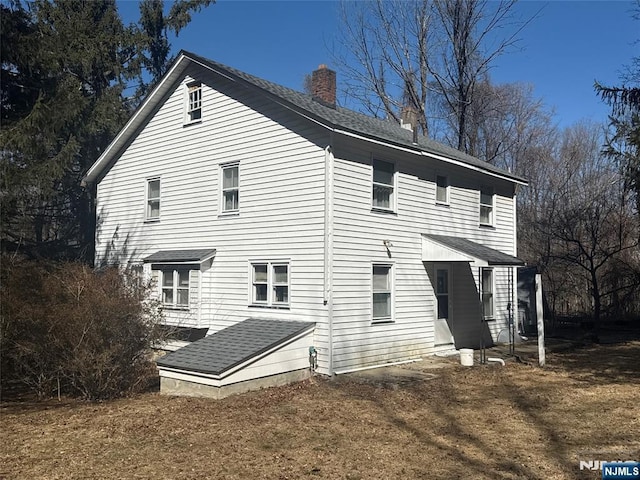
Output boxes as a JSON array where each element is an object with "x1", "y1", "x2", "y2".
[{"x1": 2, "y1": 341, "x2": 639, "y2": 480}]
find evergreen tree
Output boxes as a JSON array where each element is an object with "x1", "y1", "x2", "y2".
[
  {"x1": 595, "y1": 1, "x2": 640, "y2": 219},
  {"x1": 0, "y1": 0, "x2": 214, "y2": 261}
]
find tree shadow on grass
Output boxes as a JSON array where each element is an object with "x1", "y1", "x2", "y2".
[
  {"x1": 545, "y1": 341, "x2": 640, "y2": 385},
  {"x1": 328, "y1": 342, "x2": 640, "y2": 479}
]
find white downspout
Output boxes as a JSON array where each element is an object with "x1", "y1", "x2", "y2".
[
  {"x1": 324, "y1": 139, "x2": 335, "y2": 376},
  {"x1": 512, "y1": 191, "x2": 519, "y2": 338}
]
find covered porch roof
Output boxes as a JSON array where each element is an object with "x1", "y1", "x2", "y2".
[{"x1": 422, "y1": 234, "x2": 525, "y2": 267}]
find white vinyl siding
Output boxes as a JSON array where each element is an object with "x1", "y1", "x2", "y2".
[
  {"x1": 95, "y1": 62, "x2": 520, "y2": 376},
  {"x1": 329, "y1": 134, "x2": 518, "y2": 371},
  {"x1": 96, "y1": 66, "x2": 329, "y2": 369}
]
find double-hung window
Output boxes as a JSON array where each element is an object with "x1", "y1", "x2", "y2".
[
  {"x1": 186, "y1": 83, "x2": 202, "y2": 123},
  {"x1": 221, "y1": 163, "x2": 239, "y2": 213},
  {"x1": 372, "y1": 264, "x2": 393, "y2": 323},
  {"x1": 372, "y1": 159, "x2": 395, "y2": 211},
  {"x1": 146, "y1": 178, "x2": 160, "y2": 221},
  {"x1": 479, "y1": 188, "x2": 494, "y2": 226},
  {"x1": 160, "y1": 268, "x2": 190, "y2": 308},
  {"x1": 480, "y1": 268, "x2": 494, "y2": 319},
  {"x1": 436, "y1": 175, "x2": 449, "y2": 204},
  {"x1": 251, "y1": 261, "x2": 289, "y2": 307}
]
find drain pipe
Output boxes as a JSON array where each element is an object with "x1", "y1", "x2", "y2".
[
  {"x1": 486, "y1": 357, "x2": 505, "y2": 366},
  {"x1": 323, "y1": 141, "x2": 335, "y2": 376}
]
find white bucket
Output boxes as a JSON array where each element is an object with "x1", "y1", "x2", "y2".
[{"x1": 459, "y1": 349, "x2": 474, "y2": 366}]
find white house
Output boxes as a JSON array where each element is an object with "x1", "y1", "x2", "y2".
[{"x1": 83, "y1": 51, "x2": 527, "y2": 398}]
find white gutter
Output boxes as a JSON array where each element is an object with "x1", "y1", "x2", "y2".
[{"x1": 333, "y1": 128, "x2": 528, "y2": 186}]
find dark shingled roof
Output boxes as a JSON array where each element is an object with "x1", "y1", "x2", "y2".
[
  {"x1": 423, "y1": 234, "x2": 525, "y2": 266},
  {"x1": 156, "y1": 318, "x2": 315, "y2": 376},
  {"x1": 184, "y1": 51, "x2": 527, "y2": 185},
  {"x1": 144, "y1": 249, "x2": 216, "y2": 263}
]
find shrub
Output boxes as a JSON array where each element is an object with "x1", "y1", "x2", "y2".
[{"x1": 1, "y1": 257, "x2": 165, "y2": 400}]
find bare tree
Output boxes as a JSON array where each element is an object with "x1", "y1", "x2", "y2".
[
  {"x1": 333, "y1": 0, "x2": 432, "y2": 134},
  {"x1": 460, "y1": 77, "x2": 556, "y2": 170},
  {"x1": 332, "y1": 0, "x2": 531, "y2": 145},
  {"x1": 525, "y1": 122, "x2": 640, "y2": 335}
]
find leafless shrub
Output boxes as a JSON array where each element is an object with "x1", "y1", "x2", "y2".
[{"x1": 1, "y1": 257, "x2": 164, "y2": 400}]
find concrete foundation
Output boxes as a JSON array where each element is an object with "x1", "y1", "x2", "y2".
[{"x1": 160, "y1": 368, "x2": 312, "y2": 399}]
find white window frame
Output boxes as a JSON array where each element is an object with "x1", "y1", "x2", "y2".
[
  {"x1": 371, "y1": 159, "x2": 396, "y2": 212},
  {"x1": 480, "y1": 267, "x2": 494, "y2": 319},
  {"x1": 220, "y1": 162, "x2": 240, "y2": 214},
  {"x1": 436, "y1": 174, "x2": 450, "y2": 205},
  {"x1": 249, "y1": 261, "x2": 290, "y2": 308},
  {"x1": 479, "y1": 188, "x2": 495, "y2": 226},
  {"x1": 372, "y1": 263, "x2": 394, "y2": 324},
  {"x1": 185, "y1": 82, "x2": 202, "y2": 124},
  {"x1": 156, "y1": 268, "x2": 191, "y2": 309},
  {"x1": 145, "y1": 177, "x2": 161, "y2": 221}
]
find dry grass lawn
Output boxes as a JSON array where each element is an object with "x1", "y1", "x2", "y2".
[{"x1": 2, "y1": 341, "x2": 639, "y2": 480}]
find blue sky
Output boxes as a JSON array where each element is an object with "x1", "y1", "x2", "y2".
[{"x1": 119, "y1": 0, "x2": 639, "y2": 129}]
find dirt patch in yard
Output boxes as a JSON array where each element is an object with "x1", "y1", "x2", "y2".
[{"x1": 2, "y1": 341, "x2": 639, "y2": 480}]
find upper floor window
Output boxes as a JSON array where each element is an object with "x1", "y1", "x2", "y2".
[
  {"x1": 372, "y1": 264, "x2": 393, "y2": 323},
  {"x1": 186, "y1": 83, "x2": 202, "y2": 123},
  {"x1": 251, "y1": 261, "x2": 289, "y2": 307},
  {"x1": 436, "y1": 175, "x2": 449, "y2": 204},
  {"x1": 221, "y1": 163, "x2": 239, "y2": 213},
  {"x1": 479, "y1": 188, "x2": 494, "y2": 226},
  {"x1": 480, "y1": 268, "x2": 494, "y2": 319},
  {"x1": 372, "y1": 159, "x2": 395, "y2": 211},
  {"x1": 146, "y1": 178, "x2": 160, "y2": 221}
]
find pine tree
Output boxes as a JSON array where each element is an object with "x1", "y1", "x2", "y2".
[{"x1": 0, "y1": 0, "x2": 214, "y2": 261}]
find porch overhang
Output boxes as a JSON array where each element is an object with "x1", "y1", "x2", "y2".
[
  {"x1": 421, "y1": 234, "x2": 525, "y2": 267},
  {"x1": 143, "y1": 248, "x2": 216, "y2": 267}
]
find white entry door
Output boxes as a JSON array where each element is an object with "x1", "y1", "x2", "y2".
[{"x1": 434, "y1": 266, "x2": 454, "y2": 346}]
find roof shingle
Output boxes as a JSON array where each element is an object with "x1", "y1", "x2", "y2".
[{"x1": 156, "y1": 318, "x2": 315, "y2": 376}]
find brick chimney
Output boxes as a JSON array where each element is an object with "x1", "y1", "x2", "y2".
[
  {"x1": 400, "y1": 105, "x2": 420, "y2": 144},
  {"x1": 400, "y1": 105, "x2": 418, "y2": 132},
  {"x1": 311, "y1": 64, "x2": 336, "y2": 108}
]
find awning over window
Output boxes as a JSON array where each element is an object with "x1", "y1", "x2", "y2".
[
  {"x1": 422, "y1": 234, "x2": 525, "y2": 266},
  {"x1": 143, "y1": 248, "x2": 216, "y2": 265}
]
